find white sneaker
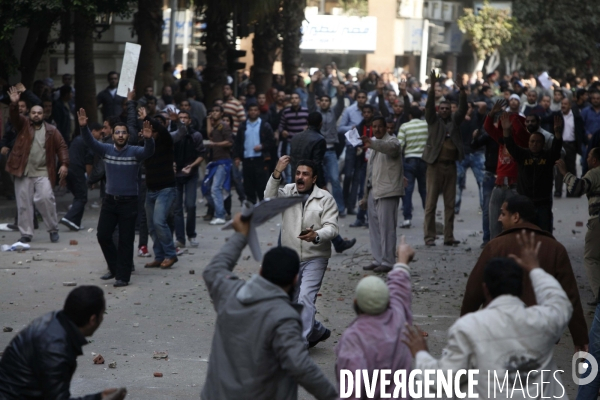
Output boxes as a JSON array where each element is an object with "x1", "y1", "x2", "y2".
[
  {"x1": 400, "y1": 220, "x2": 411, "y2": 228},
  {"x1": 209, "y1": 218, "x2": 226, "y2": 225},
  {"x1": 91, "y1": 201, "x2": 100, "y2": 209},
  {"x1": 189, "y1": 238, "x2": 199, "y2": 248},
  {"x1": 176, "y1": 247, "x2": 188, "y2": 256},
  {"x1": 175, "y1": 240, "x2": 186, "y2": 248}
]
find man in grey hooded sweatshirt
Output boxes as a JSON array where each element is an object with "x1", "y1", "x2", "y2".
[{"x1": 201, "y1": 213, "x2": 338, "y2": 400}]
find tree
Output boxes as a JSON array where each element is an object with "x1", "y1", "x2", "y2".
[
  {"x1": 281, "y1": 0, "x2": 306, "y2": 92},
  {"x1": 457, "y1": 1, "x2": 513, "y2": 74},
  {"x1": 73, "y1": 11, "x2": 97, "y2": 121},
  {"x1": 506, "y1": 0, "x2": 600, "y2": 77},
  {"x1": 252, "y1": 5, "x2": 281, "y2": 94},
  {"x1": 133, "y1": 0, "x2": 163, "y2": 99}
]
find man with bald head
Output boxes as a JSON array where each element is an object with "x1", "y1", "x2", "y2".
[{"x1": 5, "y1": 86, "x2": 69, "y2": 243}]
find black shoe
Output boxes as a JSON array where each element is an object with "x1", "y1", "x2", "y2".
[
  {"x1": 444, "y1": 240, "x2": 460, "y2": 246},
  {"x1": 49, "y1": 231, "x2": 59, "y2": 243},
  {"x1": 114, "y1": 280, "x2": 128, "y2": 287},
  {"x1": 7, "y1": 224, "x2": 18, "y2": 231},
  {"x1": 308, "y1": 328, "x2": 331, "y2": 348},
  {"x1": 335, "y1": 238, "x2": 356, "y2": 253},
  {"x1": 374, "y1": 265, "x2": 392, "y2": 273},
  {"x1": 100, "y1": 272, "x2": 115, "y2": 280},
  {"x1": 18, "y1": 236, "x2": 32, "y2": 243},
  {"x1": 60, "y1": 218, "x2": 79, "y2": 232},
  {"x1": 554, "y1": 192, "x2": 562, "y2": 198},
  {"x1": 363, "y1": 263, "x2": 379, "y2": 271}
]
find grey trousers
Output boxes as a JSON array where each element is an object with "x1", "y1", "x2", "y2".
[
  {"x1": 489, "y1": 185, "x2": 518, "y2": 240},
  {"x1": 368, "y1": 192, "x2": 400, "y2": 267},
  {"x1": 14, "y1": 176, "x2": 59, "y2": 238},
  {"x1": 293, "y1": 257, "x2": 328, "y2": 344}
]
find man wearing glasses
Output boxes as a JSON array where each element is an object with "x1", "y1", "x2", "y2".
[{"x1": 77, "y1": 108, "x2": 155, "y2": 287}]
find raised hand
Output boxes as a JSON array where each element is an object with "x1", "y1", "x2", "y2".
[
  {"x1": 499, "y1": 112, "x2": 511, "y2": 131},
  {"x1": 126, "y1": 88, "x2": 136, "y2": 101},
  {"x1": 14, "y1": 83, "x2": 26, "y2": 94},
  {"x1": 275, "y1": 155, "x2": 291, "y2": 173},
  {"x1": 508, "y1": 230, "x2": 541, "y2": 272},
  {"x1": 555, "y1": 159, "x2": 568, "y2": 176},
  {"x1": 142, "y1": 120, "x2": 153, "y2": 139},
  {"x1": 137, "y1": 106, "x2": 147, "y2": 120},
  {"x1": 396, "y1": 235, "x2": 415, "y2": 265},
  {"x1": 429, "y1": 69, "x2": 438, "y2": 84},
  {"x1": 402, "y1": 324, "x2": 429, "y2": 357},
  {"x1": 77, "y1": 108, "x2": 88, "y2": 127},
  {"x1": 490, "y1": 99, "x2": 506, "y2": 116},
  {"x1": 376, "y1": 79, "x2": 386, "y2": 94},
  {"x1": 399, "y1": 79, "x2": 407, "y2": 94},
  {"x1": 7, "y1": 87, "x2": 20, "y2": 104},
  {"x1": 167, "y1": 109, "x2": 178, "y2": 122}
]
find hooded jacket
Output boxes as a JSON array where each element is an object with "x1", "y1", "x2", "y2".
[
  {"x1": 201, "y1": 233, "x2": 337, "y2": 400},
  {"x1": 460, "y1": 222, "x2": 588, "y2": 347}
]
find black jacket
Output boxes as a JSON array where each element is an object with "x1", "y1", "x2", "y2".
[
  {"x1": 96, "y1": 87, "x2": 125, "y2": 122},
  {"x1": 233, "y1": 118, "x2": 276, "y2": 164},
  {"x1": 471, "y1": 130, "x2": 498, "y2": 174},
  {"x1": 0, "y1": 311, "x2": 100, "y2": 400},
  {"x1": 505, "y1": 135, "x2": 563, "y2": 204},
  {"x1": 547, "y1": 110, "x2": 585, "y2": 153},
  {"x1": 289, "y1": 126, "x2": 326, "y2": 188},
  {"x1": 52, "y1": 99, "x2": 73, "y2": 145}
]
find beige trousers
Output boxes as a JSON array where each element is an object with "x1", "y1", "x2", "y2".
[
  {"x1": 424, "y1": 161, "x2": 457, "y2": 243},
  {"x1": 14, "y1": 176, "x2": 59, "y2": 238},
  {"x1": 585, "y1": 217, "x2": 600, "y2": 300}
]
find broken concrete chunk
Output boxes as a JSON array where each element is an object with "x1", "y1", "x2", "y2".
[
  {"x1": 153, "y1": 351, "x2": 168, "y2": 359},
  {"x1": 63, "y1": 282, "x2": 77, "y2": 287},
  {"x1": 93, "y1": 354, "x2": 105, "y2": 364},
  {"x1": 189, "y1": 269, "x2": 195, "y2": 274},
  {"x1": 108, "y1": 361, "x2": 117, "y2": 368},
  {"x1": 3, "y1": 327, "x2": 13, "y2": 332}
]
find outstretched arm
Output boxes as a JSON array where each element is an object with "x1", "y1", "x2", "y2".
[{"x1": 425, "y1": 69, "x2": 438, "y2": 125}]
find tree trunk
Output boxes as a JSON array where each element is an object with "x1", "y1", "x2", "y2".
[
  {"x1": 19, "y1": 13, "x2": 59, "y2": 88},
  {"x1": 73, "y1": 12, "x2": 97, "y2": 123},
  {"x1": 252, "y1": 9, "x2": 281, "y2": 94},
  {"x1": 281, "y1": 0, "x2": 305, "y2": 93},
  {"x1": 134, "y1": 0, "x2": 163, "y2": 99},
  {"x1": 201, "y1": 1, "x2": 230, "y2": 107}
]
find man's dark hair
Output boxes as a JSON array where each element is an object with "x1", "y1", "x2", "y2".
[
  {"x1": 155, "y1": 114, "x2": 167, "y2": 126},
  {"x1": 526, "y1": 114, "x2": 541, "y2": 123},
  {"x1": 357, "y1": 90, "x2": 368, "y2": 98},
  {"x1": 504, "y1": 195, "x2": 536, "y2": 223},
  {"x1": 409, "y1": 106, "x2": 422, "y2": 119},
  {"x1": 554, "y1": 89, "x2": 564, "y2": 96},
  {"x1": 529, "y1": 131, "x2": 546, "y2": 142},
  {"x1": 107, "y1": 71, "x2": 118, "y2": 79},
  {"x1": 113, "y1": 124, "x2": 129, "y2": 135},
  {"x1": 307, "y1": 112, "x2": 323, "y2": 127},
  {"x1": 576, "y1": 88, "x2": 587, "y2": 100},
  {"x1": 590, "y1": 147, "x2": 600, "y2": 161},
  {"x1": 144, "y1": 95, "x2": 157, "y2": 104},
  {"x1": 212, "y1": 104, "x2": 224, "y2": 112},
  {"x1": 178, "y1": 110, "x2": 191, "y2": 118},
  {"x1": 320, "y1": 95, "x2": 331, "y2": 102},
  {"x1": 439, "y1": 100, "x2": 451, "y2": 108},
  {"x1": 222, "y1": 113, "x2": 234, "y2": 127},
  {"x1": 385, "y1": 117, "x2": 395, "y2": 124},
  {"x1": 186, "y1": 89, "x2": 197, "y2": 99},
  {"x1": 262, "y1": 246, "x2": 299, "y2": 286},
  {"x1": 297, "y1": 159, "x2": 318, "y2": 178},
  {"x1": 89, "y1": 122, "x2": 103, "y2": 132},
  {"x1": 484, "y1": 258, "x2": 523, "y2": 299},
  {"x1": 247, "y1": 103, "x2": 259, "y2": 110},
  {"x1": 59, "y1": 85, "x2": 72, "y2": 98},
  {"x1": 63, "y1": 286, "x2": 105, "y2": 327},
  {"x1": 223, "y1": 83, "x2": 232, "y2": 91},
  {"x1": 482, "y1": 86, "x2": 492, "y2": 94},
  {"x1": 362, "y1": 104, "x2": 374, "y2": 113},
  {"x1": 105, "y1": 116, "x2": 121, "y2": 128},
  {"x1": 372, "y1": 116, "x2": 386, "y2": 126}
]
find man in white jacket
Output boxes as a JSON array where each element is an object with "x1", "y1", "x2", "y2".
[
  {"x1": 403, "y1": 231, "x2": 572, "y2": 399},
  {"x1": 265, "y1": 156, "x2": 339, "y2": 348}
]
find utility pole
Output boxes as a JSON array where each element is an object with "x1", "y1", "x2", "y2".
[
  {"x1": 419, "y1": 19, "x2": 429, "y2": 87},
  {"x1": 168, "y1": 0, "x2": 177, "y2": 64}
]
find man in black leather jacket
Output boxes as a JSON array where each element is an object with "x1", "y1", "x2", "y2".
[{"x1": 0, "y1": 286, "x2": 126, "y2": 400}]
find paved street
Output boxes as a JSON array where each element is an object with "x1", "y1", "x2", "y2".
[{"x1": 0, "y1": 173, "x2": 594, "y2": 399}]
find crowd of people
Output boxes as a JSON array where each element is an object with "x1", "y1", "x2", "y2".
[{"x1": 0, "y1": 62, "x2": 600, "y2": 399}]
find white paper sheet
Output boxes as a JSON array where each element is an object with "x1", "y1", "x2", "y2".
[
  {"x1": 117, "y1": 42, "x2": 142, "y2": 98},
  {"x1": 344, "y1": 128, "x2": 362, "y2": 147},
  {"x1": 222, "y1": 196, "x2": 306, "y2": 261}
]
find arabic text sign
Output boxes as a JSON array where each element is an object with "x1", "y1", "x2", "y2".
[
  {"x1": 117, "y1": 42, "x2": 141, "y2": 98},
  {"x1": 300, "y1": 15, "x2": 377, "y2": 53}
]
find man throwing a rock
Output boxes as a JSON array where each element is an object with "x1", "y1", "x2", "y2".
[{"x1": 265, "y1": 156, "x2": 339, "y2": 348}]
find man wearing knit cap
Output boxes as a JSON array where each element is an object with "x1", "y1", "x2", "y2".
[{"x1": 336, "y1": 236, "x2": 415, "y2": 398}]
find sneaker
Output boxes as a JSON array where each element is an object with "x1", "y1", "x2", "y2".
[
  {"x1": 400, "y1": 220, "x2": 411, "y2": 229},
  {"x1": 202, "y1": 214, "x2": 214, "y2": 221},
  {"x1": 225, "y1": 214, "x2": 232, "y2": 221},
  {"x1": 60, "y1": 218, "x2": 79, "y2": 232},
  {"x1": 210, "y1": 218, "x2": 226, "y2": 225},
  {"x1": 335, "y1": 238, "x2": 357, "y2": 254},
  {"x1": 50, "y1": 231, "x2": 59, "y2": 243},
  {"x1": 189, "y1": 237, "x2": 199, "y2": 248},
  {"x1": 176, "y1": 247, "x2": 188, "y2": 256},
  {"x1": 138, "y1": 245, "x2": 151, "y2": 257},
  {"x1": 91, "y1": 201, "x2": 100, "y2": 209},
  {"x1": 175, "y1": 240, "x2": 186, "y2": 248},
  {"x1": 114, "y1": 280, "x2": 128, "y2": 287},
  {"x1": 308, "y1": 328, "x2": 331, "y2": 348},
  {"x1": 18, "y1": 236, "x2": 32, "y2": 243}
]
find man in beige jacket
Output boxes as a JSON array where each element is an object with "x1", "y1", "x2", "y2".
[
  {"x1": 361, "y1": 116, "x2": 404, "y2": 273},
  {"x1": 265, "y1": 156, "x2": 339, "y2": 348}
]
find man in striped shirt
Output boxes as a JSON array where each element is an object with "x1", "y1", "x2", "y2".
[
  {"x1": 222, "y1": 84, "x2": 245, "y2": 134},
  {"x1": 397, "y1": 106, "x2": 428, "y2": 228},
  {"x1": 278, "y1": 93, "x2": 309, "y2": 183}
]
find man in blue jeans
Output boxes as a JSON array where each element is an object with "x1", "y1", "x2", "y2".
[
  {"x1": 471, "y1": 128, "x2": 498, "y2": 248},
  {"x1": 143, "y1": 119, "x2": 179, "y2": 270},
  {"x1": 397, "y1": 106, "x2": 428, "y2": 228},
  {"x1": 174, "y1": 111, "x2": 205, "y2": 248}
]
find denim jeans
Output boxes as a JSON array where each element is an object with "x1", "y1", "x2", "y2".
[
  {"x1": 455, "y1": 152, "x2": 485, "y2": 213},
  {"x1": 481, "y1": 171, "x2": 496, "y2": 244},
  {"x1": 231, "y1": 165, "x2": 246, "y2": 203},
  {"x1": 577, "y1": 302, "x2": 600, "y2": 400},
  {"x1": 211, "y1": 164, "x2": 229, "y2": 219},
  {"x1": 323, "y1": 149, "x2": 345, "y2": 213},
  {"x1": 174, "y1": 171, "x2": 198, "y2": 245},
  {"x1": 64, "y1": 171, "x2": 88, "y2": 226},
  {"x1": 146, "y1": 187, "x2": 177, "y2": 261},
  {"x1": 402, "y1": 157, "x2": 427, "y2": 220}
]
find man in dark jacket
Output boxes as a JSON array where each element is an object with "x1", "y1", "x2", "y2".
[
  {"x1": 502, "y1": 112, "x2": 563, "y2": 233},
  {"x1": 553, "y1": 97, "x2": 585, "y2": 197},
  {"x1": 96, "y1": 72, "x2": 125, "y2": 122},
  {"x1": 233, "y1": 104, "x2": 275, "y2": 204},
  {"x1": 460, "y1": 195, "x2": 589, "y2": 352},
  {"x1": 201, "y1": 213, "x2": 337, "y2": 400},
  {"x1": 53, "y1": 85, "x2": 75, "y2": 145},
  {"x1": 0, "y1": 286, "x2": 126, "y2": 400}
]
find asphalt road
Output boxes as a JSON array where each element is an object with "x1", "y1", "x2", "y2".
[{"x1": 0, "y1": 173, "x2": 594, "y2": 399}]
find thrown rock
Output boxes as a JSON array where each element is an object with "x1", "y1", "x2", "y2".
[
  {"x1": 154, "y1": 372, "x2": 163, "y2": 377},
  {"x1": 153, "y1": 351, "x2": 168, "y2": 359},
  {"x1": 93, "y1": 354, "x2": 105, "y2": 364},
  {"x1": 108, "y1": 361, "x2": 117, "y2": 369},
  {"x1": 576, "y1": 221, "x2": 584, "y2": 227},
  {"x1": 69, "y1": 240, "x2": 78, "y2": 245},
  {"x1": 189, "y1": 269, "x2": 195, "y2": 275},
  {"x1": 3, "y1": 327, "x2": 13, "y2": 332}
]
